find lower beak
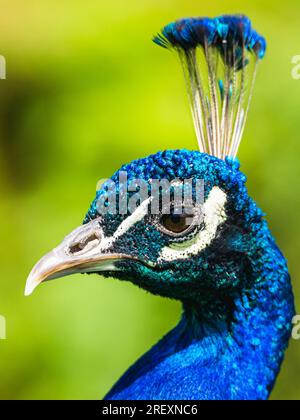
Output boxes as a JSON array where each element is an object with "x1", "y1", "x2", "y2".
[{"x1": 25, "y1": 219, "x2": 125, "y2": 296}]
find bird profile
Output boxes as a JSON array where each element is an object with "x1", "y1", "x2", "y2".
[{"x1": 26, "y1": 14, "x2": 295, "y2": 400}]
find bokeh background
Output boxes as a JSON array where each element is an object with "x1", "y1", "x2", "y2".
[{"x1": 0, "y1": 0, "x2": 299, "y2": 400}]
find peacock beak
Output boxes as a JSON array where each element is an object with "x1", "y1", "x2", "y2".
[{"x1": 24, "y1": 219, "x2": 128, "y2": 296}]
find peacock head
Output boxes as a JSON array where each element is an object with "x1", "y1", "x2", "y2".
[
  {"x1": 25, "y1": 15, "x2": 266, "y2": 313},
  {"x1": 25, "y1": 150, "x2": 263, "y2": 308}
]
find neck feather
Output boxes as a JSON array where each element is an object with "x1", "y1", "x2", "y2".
[
  {"x1": 105, "y1": 227, "x2": 294, "y2": 400},
  {"x1": 180, "y1": 230, "x2": 295, "y2": 399}
]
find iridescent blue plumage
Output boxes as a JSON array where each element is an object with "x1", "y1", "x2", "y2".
[
  {"x1": 26, "y1": 14, "x2": 294, "y2": 401},
  {"x1": 84, "y1": 150, "x2": 295, "y2": 400},
  {"x1": 153, "y1": 15, "x2": 266, "y2": 60}
]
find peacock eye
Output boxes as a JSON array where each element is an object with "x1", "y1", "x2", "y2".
[
  {"x1": 158, "y1": 206, "x2": 197, "y2": 237},
  {"x1": 160, "y1": 213, "x2": 190, "y2": 234}
]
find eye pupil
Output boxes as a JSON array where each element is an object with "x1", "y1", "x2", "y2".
[{"x1": 171, "y1": 214, "x2": 181, "y2": 224}]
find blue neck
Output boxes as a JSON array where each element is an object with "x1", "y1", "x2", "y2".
[{"x1": 105, "y1": 230, "x2": 295, "y2": 400}]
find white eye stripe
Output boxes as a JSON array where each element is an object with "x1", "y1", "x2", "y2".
[
  {"x1": 98, "y1": 197, "x2": 152, "y2": 251},
  {"x1": 158, "y1": 187, "x2": 227, "y2": 262},
  {"x1": 113, "y1": 197, "x2": 152, "y2": 240}
]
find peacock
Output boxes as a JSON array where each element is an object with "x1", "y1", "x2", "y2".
[{"x1": 25, "y1": 14, "x2": 295, "y2": 400}]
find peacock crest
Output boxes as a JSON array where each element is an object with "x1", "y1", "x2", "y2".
[{"x1": 154, "y1": 15, "x2": 266, "y2": 159}]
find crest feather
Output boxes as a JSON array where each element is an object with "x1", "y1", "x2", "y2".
[{"x1": 154, "y1": 15, "x2": 266, "y2": 159}]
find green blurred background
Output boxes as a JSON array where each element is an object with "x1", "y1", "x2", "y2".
[{"x1": 0, "y1": 0, "x2": 299, "y2": 400}]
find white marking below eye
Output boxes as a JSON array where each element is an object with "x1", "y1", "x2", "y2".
[{"x1": 158, "y1": 187, "x2": 227, "y2": 262}]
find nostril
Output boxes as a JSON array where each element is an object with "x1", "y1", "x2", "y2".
[
  {"x1": 69, "y1": 243, "x2": 84, "y2": 254},
  {"x1": 69, "y1": 233, "x2": 101, "y2": 255}
]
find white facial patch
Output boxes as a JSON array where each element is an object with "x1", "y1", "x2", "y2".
[
  {"x1": 64, "y1": 197, "x2": 152, "y2": 261},
  {"x1": 96, "y1": 197, "x2": 152, "y2": 252},
  {"x1": 113, "y1": 197, "x2": 152, "y2": 240},
  {"x1": 158, "y1": 187, "x2": 227, "y2": 262}
]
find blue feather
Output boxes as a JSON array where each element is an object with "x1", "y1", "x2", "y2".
[
  {"x1": 84, "y1": 150, "x2": 295, "y2": 400},
  {"x1": 26, "y1": 15, "x2": 292, "y2": 402},
  {"x1": 153, "y1": 15, "x2": 266, "y2": 61}
]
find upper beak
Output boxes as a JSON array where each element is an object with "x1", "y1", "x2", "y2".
[{"x1": 25, "y1": 219, "x2": 124, "y2": 296}]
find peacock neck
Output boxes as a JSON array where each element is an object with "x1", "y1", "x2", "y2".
[
  {"x1": 180, "y1": 233, "x2": 295, "y2": 399},
  {"x1": 106, "y1": 228, "x2": 294, "y2": 400}
]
